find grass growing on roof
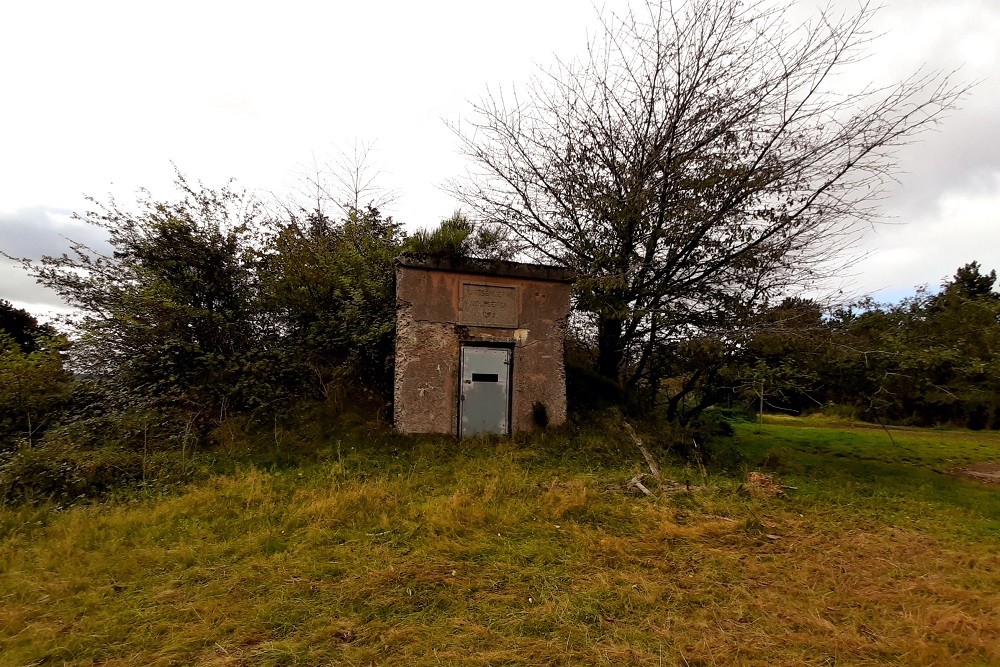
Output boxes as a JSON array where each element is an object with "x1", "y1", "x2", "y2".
[{"x1": 1, "y1": 413, "x2": 998, "y2": 666}]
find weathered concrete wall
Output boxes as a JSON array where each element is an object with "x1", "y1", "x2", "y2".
[{"x1": 394, "y1": 257, "x2": 573, "y2": 435}]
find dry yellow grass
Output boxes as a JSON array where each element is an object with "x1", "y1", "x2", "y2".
[{"x1": 1, "y1": 420, "x2": 998, "y2": 665}]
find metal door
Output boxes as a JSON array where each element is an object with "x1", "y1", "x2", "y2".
[{"x1": 459, "y1": 346, "x2": 511, "y2": 437}]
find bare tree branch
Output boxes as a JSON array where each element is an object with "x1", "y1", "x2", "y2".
[{"x1": 448, "y1": 0, "x2": 970, "y2": 389}]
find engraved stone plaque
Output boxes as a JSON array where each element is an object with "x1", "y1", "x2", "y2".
[{"x1": 460, "y1": 283, "x2": 517, "y2": 328}]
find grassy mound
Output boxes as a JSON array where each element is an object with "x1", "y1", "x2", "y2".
[{"x1": 1, "y1": 415, "x2": 998, "y2": 665}]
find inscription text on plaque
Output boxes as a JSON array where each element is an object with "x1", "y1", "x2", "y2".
[{"x1": 460, "y1": 283, "x2": 517, "y2": 328}]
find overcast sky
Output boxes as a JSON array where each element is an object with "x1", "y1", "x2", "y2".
[{"x1": 1, "y1": 0, "x2": 998, "y2": 314}]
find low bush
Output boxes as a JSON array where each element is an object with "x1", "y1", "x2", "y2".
[
  {"x1": 815, "y1": 402, "x2": 861, "y2": 421},
  {"x1": 565, "y1": 363, "x2": 629, "y2": 413},
  {"x1": 0, "y1": 440, "x2": 188, "y2": 505},
  {"x1": 0, "y1": 408, "x2": 204, "y2": 505},
  {"x1": 690, "y1": 407, "x2": 737, "y2": 439}
]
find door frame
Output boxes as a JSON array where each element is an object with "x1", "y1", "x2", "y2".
[{"x1": 457, "y1": 341, "x2": 515, "y2": 438}]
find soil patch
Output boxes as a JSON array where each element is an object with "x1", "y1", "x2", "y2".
[{"x1": 953, "y1": 461, "x2": 1000, "y2": 485}]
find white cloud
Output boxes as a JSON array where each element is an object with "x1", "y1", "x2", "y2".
[
  {"x1": 853, "y1": 173, "x2": 1000, "y2": 299},
  {"x1": 0, "y1": 0, "x2": 996, "y2": 310}
]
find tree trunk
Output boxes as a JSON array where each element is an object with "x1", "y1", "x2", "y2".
[
  {"x1": 596, "y1": 317, "x2": 625, "y2": 383},
  {"x1": 666, "y1": 369, "x2": 703, "y2": 421}
]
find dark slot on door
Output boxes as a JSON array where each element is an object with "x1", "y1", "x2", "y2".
[{"x1": 472, "y1": 373, "x2": 499, "y2": 383}]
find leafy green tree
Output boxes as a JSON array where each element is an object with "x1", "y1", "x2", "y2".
[
  {"x1": 763, "y1": 263, "x2": 1000, "y2": 429},
  {"x1": 0, "y1": 301, "x2": 69, "y2": 447},
  {"x1": 406, "y1": 212, "x2": 475, "y2": 258},
  {"x1": 655, "y1": 298, "x2": 829, "y2": 424},
  {"x1": 406, "y1": 212, "x2": 514, "y2": 260},
  {"x1": 0, "y1": 333, "x2": 69, "y2": 448},
  {"x1": 262, "y1": 205, "x2": 405, "y2": 401},
  {"x1": 890, "y1": 264, "x2": 1000, "y2": 428},
  {"x1": 931, "y1": 261, "x2": 998, "y2": 306},
  {"x1": 24, "y1": 175, "x2": 267, "y2": 424},
  {"x1": 733, "y1": 299, "x2": 830, "y2": 415},
  {"x1": 0, "y1": 299, "x2": 56, "y2": 353}
]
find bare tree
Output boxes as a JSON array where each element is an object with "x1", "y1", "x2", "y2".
[
  {"x1": 290, "y1": 140, "x2": 398, "y2": 218},
  {"x1": 450, "y1": 0, "x2": 969, "y2": 389}
]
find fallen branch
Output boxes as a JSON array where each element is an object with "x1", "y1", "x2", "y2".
[
  {"x1": 624, "y1": 421, "x2": 661, "y2": 482},
  {"x1": 627, "y1": 475, "x2": 652, "y2": 497},
  {"x1": 692, "y1": 439, "x2": 708, "y2": 484}
]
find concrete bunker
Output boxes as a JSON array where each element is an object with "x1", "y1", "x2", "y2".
[{"x1": 393, "y1": 255, "x2": 575, "y2": 437}]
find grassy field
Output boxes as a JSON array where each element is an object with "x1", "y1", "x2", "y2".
[{"x1": 1, "y1": 413, "x2": 998, "y2": 666}]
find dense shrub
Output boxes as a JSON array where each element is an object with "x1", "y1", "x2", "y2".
[
  {"x1": 690, "y1": 408, "x2": 736, "y2": 440},
  {"x1": 566, "y1": 363, "x2": 629, "y2": 413},
  {"x1": 0, "y1": 438, "x2": 190, "y2": 505}
]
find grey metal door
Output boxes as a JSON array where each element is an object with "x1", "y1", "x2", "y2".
[{"x1": 460, "y1": 346, "x2": 511, "y2": 437}]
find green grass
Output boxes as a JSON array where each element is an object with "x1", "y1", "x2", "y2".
[
  {"x1": 729, "y1": 415, "x2": 1000, "y2": 542},
  {"x1": 1, "y1": 414, "x2": 998, "y2": 666}
]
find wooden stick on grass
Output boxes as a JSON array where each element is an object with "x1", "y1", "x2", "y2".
[
  {"x1": 627, "y1": 475, "x2": 652, "y2": 497},
  {"x1": 624, "y1": 421, "x2": 661, "y2": 483}
]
